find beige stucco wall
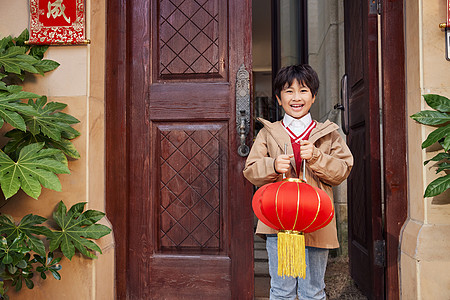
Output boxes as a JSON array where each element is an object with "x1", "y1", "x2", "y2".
[
  {"x1": 308, "y1": 0, "x2": 344, "y2": 119},
  {"x1": 308, "y1": 0, "x2": 348, "y2": 254},
  {"x1": 0, "y1": 1, "x2": 114, "y2": 299},
  {"x1": 402, "y1": 0, "x2": 450, "y2": 299}
]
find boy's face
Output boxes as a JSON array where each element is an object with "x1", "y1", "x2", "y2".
[{"x1": 276, "y1": 79, "x2": 315, "y2": 119}]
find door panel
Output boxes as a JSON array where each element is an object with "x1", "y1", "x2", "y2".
[
  {"x1": 106, "y1": 0, "x2": 254, "y2": 298},
  {"x1": 344, "y1": 1, "x2": 384, "y2": 299},
  {"x1": 156, "y1": 122, "x2": 227, "y2": 252},
  {"x1": 155, "y1": 0, "x2": 228, "y2": 81}
]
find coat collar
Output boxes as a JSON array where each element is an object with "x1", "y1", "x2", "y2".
[
  {"x1": 257, "y1": 117, "x2": 339, "y2": 144},
  {"x1": 256, "y1": 117, "x2": 340, "y2": 174}
]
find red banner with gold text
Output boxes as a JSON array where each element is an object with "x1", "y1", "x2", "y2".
[
  {"x1": 447, "y1": 0, "x2": 450, "y2": 27},
  {"x1": 28, "y1": 0, "x2": 86, "y2": 45}
]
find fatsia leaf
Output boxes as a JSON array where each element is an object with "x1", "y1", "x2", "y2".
[
  {"x1": 14, "y1": 29, "x2": 29, "y2": 47},
  {"x1": 4, "y1": 129, "x2": 79, "y2": 160},
  {"x1": 49, "y1": 201, "x2": 112, "y2": 260},
  {"x1": 49, "y1": 269, "x2": 61, "y2": 280},
  {"x1": 423, "y1": 94, "x2": 450, "y2": 113},
  {"x1": 81, "y1": 210, "x2": 106, "y2": 225},
  {"x1": 0, "y1": 31, "x2": 58, "y2": 83},
  {"x1": 424, "y1": 174, "x2": 450, "y2": 197},
  {"x1": 0, "y1": 35, "x2": 13, "y2": 51},
  {"x1": 0, "y1": 143, "x2": 70, "y2": 199},
  {"x1": 5, "y1": 85, "x2": 24, "y2": 94},
  {"x1": 24, "y1": 97, "x2": 80, "y2": 141},
  {"x1": 0, "y1": 89, "x2": 39, "y2": 131},
  {"x1": 410, "y1": 110, "x2": 450, "y2": 125},
  {"x1": 0, "y1": 46, "x2": 38, "y2": 75},
  {"x1": 0, "y1": 214, "x2": 53, "y2": 256},
  {"x1": 15, "y1": 55, "x2": 39, "y2": 74},
  {"x1": 422, "y1": 124, "x2": 450, "y2": 148},
  {"x1": 29, "y1": 45, "x2": 48, "y2": 60},
  {"x1": 33, "y1": 60, "x2": 59, "y2": 75}
]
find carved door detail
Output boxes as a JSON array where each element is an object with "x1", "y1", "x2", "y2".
[
  {"x1": 159, "y1": 0, "x2": 225, "y2": 77},
  {"x1": 158, "y1": 123, "x2": 226, "y2": 250}
]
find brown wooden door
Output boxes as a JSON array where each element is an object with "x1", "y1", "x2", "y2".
[
  {"x1": 106, "y1": 0, "x2": 254, "y2": 299},
  {"x1": 380, "y1": 1, "x2": 407, "y2": 299},
  {"x1": 343, "y1": 1, "x2": 384, "y2": 299}
]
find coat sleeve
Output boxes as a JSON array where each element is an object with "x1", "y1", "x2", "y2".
[
  {"x1": 243, "y1": 129, "x2": 282, "y2": 187},
  {"x1": 307, "y1": 130, "x2": 354, "y2": 186}
]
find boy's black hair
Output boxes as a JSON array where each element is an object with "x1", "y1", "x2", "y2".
[{"x1": 273, "y1": 64, "x2": 320, "y2": 98}]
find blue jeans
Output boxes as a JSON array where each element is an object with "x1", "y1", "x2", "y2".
[{"x1": 266, "y1": 235, "x2": 328, "y2": 300}]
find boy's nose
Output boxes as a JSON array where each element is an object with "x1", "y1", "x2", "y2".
[{"x1": 293, "y1": 92, "x2": 302, "y2": 100}]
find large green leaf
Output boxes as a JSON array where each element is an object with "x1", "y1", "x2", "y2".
[
  {"x1": 0, "y1": 234, "x2": 29, "y2": 269},
  {"x1": 436, "y1": 162, "x2": 450, "y2": 174},
  {"x1": 0, "y1": 29, "x2": 59, "y2": 81},
  {"x1": 410, "y1": 110, "x2": 450, "y2": 125},
  {"x1": 49, "y1": 201, "x2": 112, "y2": 260},
  {"x1": 24, "y1": 97, "x2": 80, "y2": 141},
  {"x1": 4, "y1": 129, "x2": 80, "y2": 160},
  {"x1": 424, "y1": 174, "x2": 450, "y2": 197},
  {"x1": 0, "y1": 143, "x2": 70, "y2": 199},
  {"x1": 33, "y1": 60, "x2": 60, "y2": 75},
  {"x1": 421, "y1": 124, "x2": 450, "y2": 148},
  {"x1": 0, "y1": 88, "x2": 39, "y2": 130},
  {"x1": 0, "y1": 214, "x2": 53, "y2": 256},
  {"x1": 29, "y1": 45, "x2": 48, "y2": 60},
  {"x1": 0, "y1": 35, "x2": 14, "y2": 51},
  {"x1": 424, "y1": 152, "x2": 450, "y2": 165},
  {"x1": 442, "y1": 135, "x2": 450, "y2": 152},
  {"x1": 424, "y1": 94, "x2": 450, "y2": 113},
  {"x1": 13, "y1": 29, "x2": 29, "y2": 48},
  {"x1": 0, "y1": 46, "x2": 38, "y2": 75}
]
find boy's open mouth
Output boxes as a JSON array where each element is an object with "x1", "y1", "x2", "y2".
[{"x1": 291, "y1": 104, "x2": 304, "y2": 109}]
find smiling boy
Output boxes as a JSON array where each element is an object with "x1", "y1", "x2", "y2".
[{"x1": 243, "y1": 64, "x2": 353, "y2": 300}]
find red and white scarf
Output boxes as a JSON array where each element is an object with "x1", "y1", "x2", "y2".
[{"x1": 281, "y1": 119, "x2": 316, "y2": 177}]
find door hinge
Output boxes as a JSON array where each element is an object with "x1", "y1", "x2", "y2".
[
  {"x1": 374, "y1": 240, "x2": 386, "y2": 267},
  {"x1": 369, "y1": 0, "x2": 382, "y2": 15}
]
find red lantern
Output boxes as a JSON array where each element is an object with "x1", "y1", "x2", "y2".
[{"x1": 252, "y1": 178, "x2": 334, "y2": 278}]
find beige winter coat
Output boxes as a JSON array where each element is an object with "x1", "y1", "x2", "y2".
[{"x1": 243, "y1": 118, "x2": 353, "y2": 249}]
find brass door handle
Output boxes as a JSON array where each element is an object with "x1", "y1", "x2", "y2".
[
  {"x1": 238, "y1": 110, "x2": 250, "y2": 156},
  {"x1": 339, "y1": 74, "x2": 349, "y2": 135},
  {"x1": 236, "y1": 64, "x2": 250, "y2": 157}
]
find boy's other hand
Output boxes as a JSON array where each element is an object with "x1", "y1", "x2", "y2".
[
  {"x1": 275, "y1": 154, "x2": 293, "y2": 174},
  {"x1": 300, "y1": 140, "x2": 315, "y2": 160}
]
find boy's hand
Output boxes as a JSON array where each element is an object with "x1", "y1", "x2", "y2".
[
  {"x1": 274, "y1": 154, "x2": 294, "y2": 174},
  {"x1": 300, "y1": 140, "x2": 315, "y2": 160}
]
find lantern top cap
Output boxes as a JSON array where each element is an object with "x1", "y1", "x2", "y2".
[{"x1": 283, "y1": 178, "x2": 306, "y2": 183}]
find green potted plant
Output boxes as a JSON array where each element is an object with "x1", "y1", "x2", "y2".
[
  {"x1": 410, "y1": 94, "x2": 450, "y2": 197},
  {"x1": 0, "y1": 30, "x2": 111, "y2": 299}
]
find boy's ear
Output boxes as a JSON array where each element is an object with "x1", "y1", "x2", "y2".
[{"x1": 276, "y1": 95, "x2": 281, "y2": 105}]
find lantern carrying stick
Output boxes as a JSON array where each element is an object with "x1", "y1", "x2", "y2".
[
  {"x1": 283, "y1": 144, "x2": 287, "y2": 180},
  {"x1": 302, "y1": 159, "x2": 307, "y2": 182}
]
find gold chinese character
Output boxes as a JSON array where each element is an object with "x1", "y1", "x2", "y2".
[{"x1": 47, "y1": 0, "x2": 71, "y2": 24}]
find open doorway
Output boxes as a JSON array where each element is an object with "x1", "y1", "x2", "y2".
[{"x1": 251, "y1": 1, "x2": 367, "y2": 298}]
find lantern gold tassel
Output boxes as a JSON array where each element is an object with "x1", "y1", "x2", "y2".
[{"x1": 277, "y1": 230, "x2": 306, "y2": 278}]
